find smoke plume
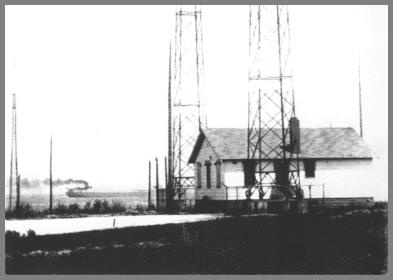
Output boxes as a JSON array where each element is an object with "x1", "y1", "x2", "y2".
[{"x1": 19, "y1": 178, "x2": 91, "y2": 190}]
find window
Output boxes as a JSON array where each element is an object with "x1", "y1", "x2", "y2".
[
  {"x1": 304, "y1": 159, "x2": 316, "y2": 178},
  {"x1": 205, "y1": 161, "x2": 211, "y2": 189},
  {"x1": 215, "y1": 161, "x2": 221, "y2": 188},
  {"x1": 196, "y1": 163, "x2": 202, "y2": 188}
]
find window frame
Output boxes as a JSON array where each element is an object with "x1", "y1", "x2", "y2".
[
  {"x1": 196, "y1": 162, "x2": 202, "y2": 188},
  {"x1": 205, "y1": 160, "x2": 211, "y2": 189},
  {"x1": 215, "y1": 161, "x2": 221, "y2": 188}
]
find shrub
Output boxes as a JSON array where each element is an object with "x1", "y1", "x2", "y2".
[
  {"x1": 93, "y1": 199, "x2": 102, "y2": 213},
  {"x1": 5, "y1": 208, "x2": 12, "y2": 219},
  {"x1": 83, "y1": 201, "x2": 92, "y2": 213},
  {"x1": 18, "y1": 202, "x2": 35, "y2": 217},
  {"x1": 101, "y1": 200, "x2": 110, "y2": 213},
  {"x1": 26, "y1": 229, "x2": 36, "y2": 238},
  {"x1": 135, "y1": 204, "x2": 145, "y2": 212},
  {"x1": 5, "y1": 202, "x2": 36, "y2": 218},
  {"x1": 373, "y1": 201, "x2": 388, "y2": 210},
  {"x1": 68, "y1": 203, "x2": 80, "y2": 214},
  {"x1": 54, "y1": 203, "x2": 68, "y2": 215},
  {"x1": 5, "y1": 230, "x2": 21, "y2": 241},
  {"x1": 111, "y1": 200, "x2": 126, "y2": 213}
]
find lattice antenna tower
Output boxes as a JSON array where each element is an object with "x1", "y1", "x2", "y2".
[
  {"x1": 247, "y1": 5, "x2": 302, "y2": 200},
  {"x1": 9, "y1": 93, "x2": 19, "y2": 211},
  {"x1": 169, "y1": 5, "x2": 205, "y2": 200}
]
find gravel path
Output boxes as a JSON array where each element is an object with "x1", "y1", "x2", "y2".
[{"x1": 5, "y1": 213, "x2": 225, "y2": 236}]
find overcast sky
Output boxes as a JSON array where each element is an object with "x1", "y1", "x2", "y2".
[{"x1": 5, "y1": 5, "x2": 388, "y2": 198}]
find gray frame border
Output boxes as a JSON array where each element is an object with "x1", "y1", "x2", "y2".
[{"x1": 1, "y1": 1, "x2": 390, "y2": 280}]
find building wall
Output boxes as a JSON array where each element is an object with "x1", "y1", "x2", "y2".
[
  {"x1": 301, "y1": 159, "x2": 375, "y2": 199},
  {"x1": 193, "y1": 138, "x2": 374, "y2": 201},
  {"x1": 193, "y1": 139, "x2": 226, "y2": 200}
]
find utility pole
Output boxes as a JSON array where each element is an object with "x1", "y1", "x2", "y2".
[
  {"x1": 164, "y1": 156, "x2": 168, "y2": 192},
  {"x1": 358, "y1": 56, "x2": 363, "y2": 138},
  {"x1": 9, "y1": 93, "x2": 18, "y2": 211},
  {"x1": 155, "y1": 157, "x2": 159, "y2": 211},
  {"x1": 16, "y1": 174, "x2": 20, "y2": 210},
  {"x1": 148, "y1": 160, "x2": 151, "y2": 209},
  {"x1": 167, "y1": 42, "x2": 173, "y2": 212},
  {"x1": 49, "y1": 136, "x2": 53, "y2": 213}
]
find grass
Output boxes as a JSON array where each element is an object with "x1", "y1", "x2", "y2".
[
  {"x1": 5, "y1": 204, "x2": 388, "y2": 274},
  {"x1": 5, "y1": 199, "x2": 128, "y2": 219}
]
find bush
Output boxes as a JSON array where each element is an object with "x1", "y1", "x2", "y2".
[
  {"x1": 135, "y1": 204, "x2": 145, "y2": 212},
  {"x1": 93, "y1": 199, "x2": 102, "y2": 213},
  {"x1": 101, "y1": 200, "x2": 110, "y2": 213},
  {"x1": 111, "y1": 200, "x2": 126, "y2": 213},
  {"x1": 26, "y1": 229, "x2": 36, "y2": 238},
  {"x1": 373, "y1": 201, "x2": 388, "y2": 210},
  {"x1": 5, "y1": 202, "x2": 36, "y2": 218},
  {"x1": 5, "y1": 230, "x2": 21, "y2": 241},
  {"x1": 54, "y1": 203, "x2": 68, "y2": 215},
  {"x1": 18, "y1": 202, "x2": 35, "y2": 217},
  {"x1": 68, "y1": 203, "x2": 80, "y2": 214},
  {"x1": 83, "y1": 201, "x2": 92, "y2": 213}
]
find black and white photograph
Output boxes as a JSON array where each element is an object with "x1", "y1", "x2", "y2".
[{"x1": 4, "y1": 4, "x2": 388, "y2": 275}]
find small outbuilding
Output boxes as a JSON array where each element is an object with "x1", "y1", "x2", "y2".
[{"x1": 188, "y1": 127, "x2": 373, "y2": 202}]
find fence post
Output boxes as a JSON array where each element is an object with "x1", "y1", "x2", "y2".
[
  {"x1": 148, "y1": 161, "x2": 151, "y2": 209},
  {"x1": 16, "y1": 175, "x2": 20, "y2": 210}
]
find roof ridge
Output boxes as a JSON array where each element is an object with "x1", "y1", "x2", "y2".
[
  {"x1": 189, "y1": 127, "x2": 372, "y2": 163},
  {"x1": 203, "y1": 127, "x2": 356, "y2": 130}
]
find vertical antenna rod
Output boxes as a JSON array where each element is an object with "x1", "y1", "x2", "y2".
[
  {"x1": 167, "y1": 42, "x2": 173, "y2": 212},
  {"x1": 16, "y1": 174, "x2": 20, "y2": 210},
  {"x1": 358, "y1": 56, "x2": 363, "y2": 138},
  {"x1": 9, "y1": 93, "x2": 18, "y2": 211},
  {"x1": 276, "y1": 5, "x2": 286, "y2": 160},
  {"x1": 148, "y1": 160, "x2": 151, "y2": 209},
  {"x1": 155, "y1": 157, "x2": 159, "y2": 210},
  {"x1": 164, "y1": 156, "x2": 168, "y2": 194},
  {"x1": 49, "y1": 136, "x2": 53, "y2": 213}
]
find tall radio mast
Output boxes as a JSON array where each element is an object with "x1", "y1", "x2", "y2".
[
  {"x1": 9, "y1": 94, "x2": 19, "y2": 211},
  {"x1": 168, "y1": 5, "x2": 205, "y2": 209},
  {"x1": 246, "y1": 5, "x2": 302, "y2": 200}
]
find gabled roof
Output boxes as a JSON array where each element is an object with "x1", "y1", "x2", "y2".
[{"x1": 188, "y1": 127, "x2": 373, "y2": 163}]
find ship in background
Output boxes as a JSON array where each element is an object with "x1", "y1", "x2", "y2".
[{"x1": 65, "y1": 185, "x2": 141, "y2": 198}]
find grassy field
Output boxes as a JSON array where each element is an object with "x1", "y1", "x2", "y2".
[
  {"x1": 5, "y1": 191, "x2": 152, "y2": 212},
  {"x1": 5, "y1": 203, "x2": 387, "y2": 275}
]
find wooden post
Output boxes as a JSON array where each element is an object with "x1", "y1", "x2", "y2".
[
  {"x1": 308, "y1": 185, "x2": 311, "y2": 200},
  {"x1": 148, "y1": 161, "x2": 151, "y2": 209},
  {"x1": 155, "y1": 157, "x2": 159, "y2": 211},
  {"x1": 16, "y1": 174, "x2": 20, "y2": 210},
  {"x1": 164, "y1": 157, "x2": 168, "y2": 191},
  {"x1": 167, "y1": 42, "x2": 173, "y2": 213},
  {"x1": 49, "y1": 136, "x2": 53, "y2": 213},
  {"x1": 322, "y1": 184, "x2": 325, "y2": 210}
]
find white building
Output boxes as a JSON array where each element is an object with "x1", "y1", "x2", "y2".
[{"x1": 188, "y1": 127, "x2": 373, "y2": 202}]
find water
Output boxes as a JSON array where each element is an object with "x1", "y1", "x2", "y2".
[{"x1": 5, "y1": 189, "x2": 157, "y2": 212}]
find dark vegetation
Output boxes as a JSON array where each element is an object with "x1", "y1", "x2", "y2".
[
  {"x1": 5, "y1": 202, "x2": 388, "y2": 275},
  {"x1": 5, "y1": 199, "x2": 128, "y2": 219}
]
